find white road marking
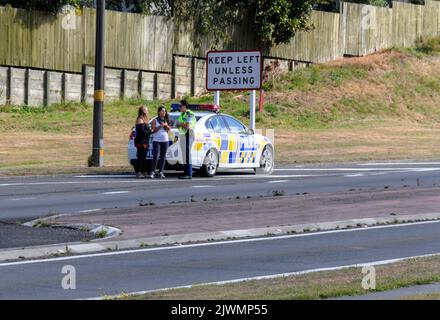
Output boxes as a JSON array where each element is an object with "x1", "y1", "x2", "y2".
[
  {"x1": 78, "y1": 209, "x2": 101, "y2": 213},
  {"x1": 274, "y1": 167, "x2": 440, "y2": 172},
  {"x1": 1, "y1": 219, "x2": 439, "y2": 268},
  {"x1": 267, "y1": 180, "x2": 289, "y2": 184},
  {"x1": 1, "y1": 166, "x2": 439, "y2": 188},
  {"x1": 344, "y1": 174, "x2": 365, "y2": 177},
  {"x1": 192, "y1": 185, "x2": 215, "y2": 188},
  {"x1": 101, "y1": 191, "x2": 130, "y2": 195},
  {"x1": 211, "y1": 174, "x2": 342, "y2": 180},
  {"x1": 75, "y1": 175, "x2": 136, "y2": 178},
  {"x1": 88, "y1": 251, "x2": 440, "y2": 300},
  {"x1": 358, "y1": 162, "x2": 440, "y2": 166},
  {"x1": 0, "y1": 181, "x2": 144, "y2": 187},
  {"x1": 0, "y1": 174, "x2": 340, "y2": 187},
  {"x1": 9, "y1": 197, "x2": 37, "y2": 201}
]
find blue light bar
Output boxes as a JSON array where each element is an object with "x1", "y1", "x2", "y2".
[{"x1": 170, "y1": 103, "x2": 220, "y2": 113}]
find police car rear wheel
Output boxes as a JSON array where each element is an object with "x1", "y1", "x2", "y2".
[
  {"x1": 201, "y1": 149, "x2": 218, "y2": 177},
  {"x1": 255, "y1": 146, "x2": 274, "y2": 175}
]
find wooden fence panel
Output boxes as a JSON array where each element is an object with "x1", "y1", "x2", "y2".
[
  {"x1": 269, "y1": 11, "x2": 342, "y2": 63},
  {"x1": 3, "y1": 2, "x2": 440, "y2": 76}
]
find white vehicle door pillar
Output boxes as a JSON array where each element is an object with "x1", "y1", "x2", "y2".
[{"x1": 249, "y1": 90, "x2": 256, "y2": 131}]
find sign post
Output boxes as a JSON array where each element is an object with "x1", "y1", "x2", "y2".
[
  {"x1": 250, "y1": 90, "x2": 256, "y2": 131},
  {"x1": 206, "y1": 50, "x2": 262, "y2": 130},
  {"x1": 214, "y1": 90, "x2": 220, "y2": 106}
]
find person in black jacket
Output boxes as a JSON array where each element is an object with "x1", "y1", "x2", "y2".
[{"x1": 134, "y1": 106, "x2": 151, "y2": 178}]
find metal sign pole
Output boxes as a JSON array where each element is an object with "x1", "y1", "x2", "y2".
[
  {"x1": 214, "y1": 90, "x2": 220, "y2": 106},
  {"x1": 250, "y1": 90, "x2": 256, "y2": 131}
]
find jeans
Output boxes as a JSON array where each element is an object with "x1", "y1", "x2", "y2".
[
  {"x1": 151, "y1": 141, "x2": 168, "y2": 173},
  {"x1": 136, "y1": 145, "x2": 148, "y2": 174}
]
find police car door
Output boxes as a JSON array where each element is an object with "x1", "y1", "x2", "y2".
[
  {"x1": 221, "y1": 116, "x2": 254, "y2": 168},
  {"x1": 205, "y1": 115, "x2": 229, "y2": 168}
]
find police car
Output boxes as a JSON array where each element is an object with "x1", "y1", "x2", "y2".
[{"x1": 128, "y1": 103, "x2": 274, "y2": 177}]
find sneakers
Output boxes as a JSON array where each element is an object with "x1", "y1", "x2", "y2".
[{"x1": 138, "y1": 171, "x2": 166, "y2": 179}]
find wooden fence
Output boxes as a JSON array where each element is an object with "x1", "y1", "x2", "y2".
[
  {"x1": 2, "y1": 1, "x2": 440, "y2": 105},
  {"x1": 0, "y1": 6, "x2": 174, "y2": 73},
  {"x1": 3, "y1": 2, "x2": 440, "y2": 73}
]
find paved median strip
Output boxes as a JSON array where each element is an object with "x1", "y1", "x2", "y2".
[{"x1": 2, "y1": 213, "x2": 440, "y2": 264}]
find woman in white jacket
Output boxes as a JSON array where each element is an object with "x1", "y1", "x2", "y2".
[{"x1": 149, "y1": 105, "x2": 171, "y2": 179}]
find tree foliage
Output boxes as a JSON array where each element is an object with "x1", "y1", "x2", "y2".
[{"x1": 171, "y1": 0, "x2": 334, "y2": 47}]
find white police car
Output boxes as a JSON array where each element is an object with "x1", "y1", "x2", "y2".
[{"x1": 128, "y1": 104, "x2": 274, "y2": 177}]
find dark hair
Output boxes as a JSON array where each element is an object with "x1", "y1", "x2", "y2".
[
  {"x1": 179, "y1": 99, "x2": 188, "y2": 108},
  {"x1": 157, "y1": 105, "x2": 166, "y2": 116},
  {"x1": 157, "y1": 105, "x2": 169, "y2": 124}
]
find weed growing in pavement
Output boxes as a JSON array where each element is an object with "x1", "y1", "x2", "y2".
[
  {"x1": 139, "y1": 200, "x2": 155, "y2": 206},
  {"x1": 34, "y1": 220, "x2": 51, "y2": 228},
  {"x1": 96, "y1": 229, "x2": 108, "y2": 238},
  {"x1": 272, "y1": 190, "x2": 285, "y2": 197},
  {"x1": 139, "y1": 242, "x2": 149, "y2": 248}
]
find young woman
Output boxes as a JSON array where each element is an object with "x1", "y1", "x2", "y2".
[
  {"x1": 150, "y1": 105, "x2": 170, "y2": 179},
  {"x1": 134, "y1": 106, "x2": 151, "y2": 178}
]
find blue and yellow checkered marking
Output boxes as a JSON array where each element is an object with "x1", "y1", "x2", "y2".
[
  {"x1": 239, "y1": 151, "x2": 256, "y2": 163},
  {"x1": 196, "y1": 132, "x2": 264, "y2": 164}
]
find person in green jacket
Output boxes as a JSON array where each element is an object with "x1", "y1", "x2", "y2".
[{"x1": 176, "y1": 99, "x2": 196, "y2": 179}]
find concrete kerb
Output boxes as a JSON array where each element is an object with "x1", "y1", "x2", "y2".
[
  {"x1": 2, "y1": 212, "x2": 440, "y2": 263},
  {"x1": 23, "y1": 215, "x2": 122, "y2": 239}
]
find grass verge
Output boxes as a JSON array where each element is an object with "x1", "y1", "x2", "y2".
[
  {"x1": 4, "y1": 37, "x2": 440, "y2": 175},
  {"x1": 126, "y1": 255, "x2": 440, "y2": 300}
]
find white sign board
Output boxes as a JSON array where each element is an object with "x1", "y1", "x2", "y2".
[{"x1": 206, "y1": 50, "x2": 262, "y2": 91}]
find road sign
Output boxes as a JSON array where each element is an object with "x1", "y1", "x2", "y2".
[{"x1": 206, "y1": 50, "x2": 262, "y2": 91}]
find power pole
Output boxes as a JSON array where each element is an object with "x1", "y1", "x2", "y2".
[{"x1": 92, "y1": 0, "x2": 105, "y2": 167}]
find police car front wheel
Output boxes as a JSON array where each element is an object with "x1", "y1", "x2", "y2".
[
  {"x1": 201, "y1": 149, "x2": 218, "y2": 177},
  {"x1": 255, "y1": 145, "x2": 274, "y2": 175}
]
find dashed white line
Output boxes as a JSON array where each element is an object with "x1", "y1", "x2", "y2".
[
  {"x1": 344, "y1": 174, "x2": 365, "y2": 177},
  {"x1": 0, "y1": 181, "x2": 142, "y2": 187},
  {"x1": 275, "y1": 167, "x2": 440, "y2": 172},
  {"x1": 267, "y1": 180, "x2": 289, "y2": 184},
  {"x1": 101, "y1": 191, "x2": 130, "y2": 195},
  {"x1": 358, "y1": 162, "x2": 440, "y2": 166},
  {"x1": 75, "y1": 175, "x2": 134, "y2": 178},
  {"x1": 78, "y1": 209, "x2": 102, "y2": 213},
  {"x1": 192, "y1": 185, "x2": 215, "y2": 188},
  {"x1": 9, "y1": 197, "x2": 37, "y2": 201}
]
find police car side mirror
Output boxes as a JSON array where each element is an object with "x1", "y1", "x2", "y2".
[{"x1": 248, "y1": 128, "x2": 255, "y2": 135}]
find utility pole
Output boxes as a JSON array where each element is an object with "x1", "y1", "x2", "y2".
[{"x1": 92, "y1": 0, "x2": 105, "y2": 167}]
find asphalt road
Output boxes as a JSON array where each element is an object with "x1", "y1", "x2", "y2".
[
  {"x1": 2, "y1": 161, "x2": 440, "y2": 222},
  {"x1": 1, "y1": 220, "x2": 440, "y2": 299}
]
